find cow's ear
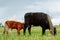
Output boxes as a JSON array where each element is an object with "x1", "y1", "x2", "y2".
[{"x1": 54, "y1": 27, "x2": 57, "y2": 35}]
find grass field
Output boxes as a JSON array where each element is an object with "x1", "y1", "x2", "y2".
[{"x1": 0, "y1": 26, "x2": 60, "y2": 40}]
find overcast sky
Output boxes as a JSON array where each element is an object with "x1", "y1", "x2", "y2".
[{"x1": 0, "y1": 0, "x2": 60, "y2": 25}]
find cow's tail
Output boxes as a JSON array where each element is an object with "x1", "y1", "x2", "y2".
[
  {"x1": 3, "y1": 22, "x2": 9, "y2": 34},
  {"x1": 47, "y1": 15, "x2": 54, "y2": 36}
]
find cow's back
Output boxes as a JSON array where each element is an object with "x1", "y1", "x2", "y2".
[{"x1": 24, "y1": 12, "x2": 49, "y2": 27}]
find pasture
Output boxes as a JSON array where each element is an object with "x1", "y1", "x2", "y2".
[{"x1": 0, "y1": 26, "x2": 60, "y2": 40}]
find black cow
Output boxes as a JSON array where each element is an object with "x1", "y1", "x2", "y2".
[{"x1": 23, "y1": 12, "x2": 56, "y2": 36}]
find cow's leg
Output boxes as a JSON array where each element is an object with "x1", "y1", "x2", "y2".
[
  {"x1": 23, "y1": 25, "x2": 27, "y2": 35},
  {"x1": 28, "y1": 25, "x2": 31, "y2": 35},
  {"x1": 42, "y1": 28, "x2": 46, "y2": 35}
]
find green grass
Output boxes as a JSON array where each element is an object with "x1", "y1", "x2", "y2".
[{"x1": 0, "y1": 26, "x2": 60, "y2": 40}]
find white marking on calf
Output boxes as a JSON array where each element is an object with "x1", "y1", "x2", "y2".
[{"x1": 4, "y1": 23, "x2": 9, "y2": 34}]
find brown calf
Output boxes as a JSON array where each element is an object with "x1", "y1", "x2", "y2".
[{"x1": 3, "y1": 20, "x2": 24, "y2": 35}]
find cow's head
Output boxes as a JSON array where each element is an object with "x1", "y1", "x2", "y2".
[{"x1": 50, "y1": 27, "x2": 57, "y2": 36}]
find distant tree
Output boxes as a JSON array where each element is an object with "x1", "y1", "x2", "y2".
[
  {"x1": 0, "y1": 23, "x2": 4, "y2": 27},
  {"x1": 59, "y1": 24, "x2": 60, "y2": 26}
]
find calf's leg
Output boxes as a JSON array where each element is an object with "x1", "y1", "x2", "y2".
[
  {"x1": 3, "y1": 24, "x2": 9, "y2": 34},
  {"x1": 17, "y1": 28, "x2": 20, "y2": 35}
]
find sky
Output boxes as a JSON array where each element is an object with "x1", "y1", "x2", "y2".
[{"x1": 0, "y1": 0, "x2": 60, "y2": 25}]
